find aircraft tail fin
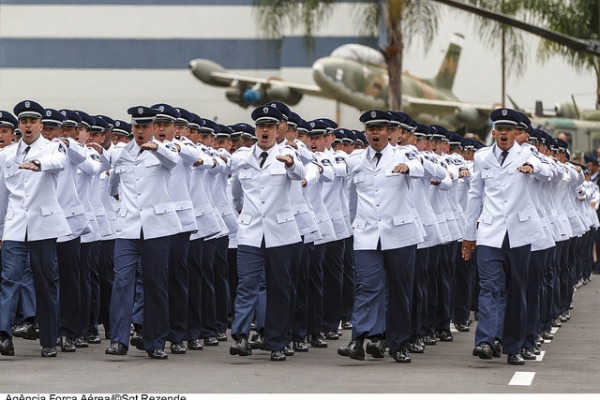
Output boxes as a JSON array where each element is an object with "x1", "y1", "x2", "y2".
[{"x1": 434, "y1": 33, "x2": 463, "y2": 91}]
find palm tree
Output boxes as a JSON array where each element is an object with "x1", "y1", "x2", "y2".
[
  {"x1": 458, "y1": 1, "x2": 530, "y2": 108},
  {"x1": 252, "y1": 0, "x2": 440, "y2": 110},
  {"x1": 525, "y1": 0, "x2": 600, "y2": 110}
]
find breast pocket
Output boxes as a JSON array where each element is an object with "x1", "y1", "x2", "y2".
[
  {"x1": 481, "y1": 169, "x2": 496, "y2": 179},
  {"x1": 269, "y1": 168, "x2": 287, "y2": 185},
  {"x1": 238, "y1": 168, "x2": 254, "y2": 180},
  {"x1": 143, "y1": 159, "x2": 163, "y2": 176},
  {"x1": 384, "y1": 170, "x2": 404, "y2": 185}
]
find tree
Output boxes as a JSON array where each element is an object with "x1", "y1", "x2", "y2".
[
  {"x1": 457, "y1": 1, "x2": 530, "y2": 107},
  {"x1": 252, "y1": 0, "x2": 440, "y2": 110},
  {"x1": 525, "y1": 0, "x2": 600, "y2": 110}
]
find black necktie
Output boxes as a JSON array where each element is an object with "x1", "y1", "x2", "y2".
[
  {"x1": 259, "y1": 151, "x2": 268, "y2": 168},
  {"x1": 374, "y1": 152, "x2": 382, "y2": 167},
  {"x1": 500, "y1": 150, "x2": 509, "y2": 166},
  {"x1": 23, "y1": 146, "x2": 31, "y2": 161}
]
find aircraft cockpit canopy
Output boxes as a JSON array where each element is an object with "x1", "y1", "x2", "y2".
[{"x1": 331, "y1": 44, "x2": 385, "y2": 67}]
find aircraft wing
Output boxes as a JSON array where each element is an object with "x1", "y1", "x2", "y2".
[
  {"x1": 208, "y1": 71, "x2": 333, "y2": 99},
  {"x1": 189, "y1": 58, "x2": 336, "y2": 107},
  {"x1": 403, "y1": 96, "x2": 494, "y2": 129},
  {"x1": 403, "y1": 95, "x2": 493, "y2": 113}
]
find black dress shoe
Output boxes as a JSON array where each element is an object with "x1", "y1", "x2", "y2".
[
  {"x1": 341, "y1": 321, "x2": 352, "y2": 330},
  {"x1": 216, "y1": 332, "x2": 228, "y2": 342},
  {"x1": 0, "y1": 337, "x2": 15, "y2": 356},
  {"x1": 293, "y1": 341, "x2": 309, "y2": 352},
  {"x1": 284, "y1": 345, "x2": 294, "y2": 357},
  {"x1": 188, "y1": 339, "x2": 204, "y2": 350},
  {"x1": 270, "y1": 350, "x2": 286, "y2": 361},
  {"x1": 541, "y1": 330, "x2": 554, "y2": 340},
  {"x1": 492, "y1": 340, "x2": 502, "y2": 358},
  {"x1": 130, "y1": 331, "x2": 144, "y2": 351},
  {"x1": 507, "y1": 353, "x2": 525, "y2": 365},
  {"x1": 337, "y1": 340, "x2": 365, "y2": 361},
  {"x1": 59, "y1": 336, "x2": 76, "y2": 352},
  {"x1": 148, "y1": 349, "x2": 168, "y2": 360},
  {"x1": 552, "y1": 319, "x2": 562, "y2": 327},
  {"x1": 391, "y1": 347, "x2": 411, "y2": 363},
  {"x1": 74, "y1": 336, "x2": 89, "y2": 348},
  {"x1": 204, "y1": 336, "x2": 219, "y2": 346},
  {"x1": 170, "y1": 342, "x2": 186, "y2": 354},
  {"x1": 455, "y1": 323, "x2": 470, "y2": 332},
  {"x1": 520, "y1": 348, "x2": 537, "y2": 360},
  {"x1": 249, "y1": 333, "x2": 264, "y2": 350},
  {"x1": 366, "y1": 339, "x2": 386, "y2": 358},
  {"x1": 229, "y1": 338, "x2": 252, "y2": 356},
  {"x1": 437, "y1": 330, "x2": 453, "y2": 342},
  {"x1": 532, "y1": 345, "x2": 541, "y2": 356},
  {"x1": 423, "y1": 335, "x2": 437, "y2": 346},
  {"x1": 406, "y1": 340, "x2": 424, "y2": 354},
  {"x1": 87, "y1": 334, "x2": 101, "y2": 344},
  {"x1": 13, "y1": 322, "x2": 37, "y2": 340},
  {"x1": 41, "y1": 347, "x2": 57, "y2": 358},
  {"x1": 472, "y1": 342, "x2": 493, "y2": 359},
  {"x1": 309, "y1": 335, "x2": 328, "y2": 348},
  {"x1": 105, "y1": 342, "x2": 127, "y2": 356},
  {"x1": 324, "y1": 331, "x2": 339, "y2": 340}
]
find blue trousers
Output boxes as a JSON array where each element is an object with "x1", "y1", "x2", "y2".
[
  {"x1": 352, "y1": 245, "x2": 416, "y2": 351},
  {"x1": 475, "y1": 236, "x2": 530, "y2": 355},
  {"x1": 213, "y1": 236, "x2": 230, "y2": 335},
  {"x1": 110, "y1": 237, "x2": 171, "y2": 351},
  {"x1": 323, "y1": 239, "x2": 345, "y2": 333},
  {"x1": 436, "y1": 241, "x2": 457, "y2": 332},
  {"x1": 16, "y1": 255, "x2": 36, "y2": 324},
  {"x1": 307, "y1": 243, "x2": 326, "y2": 336},
  {"x1": 231, "y1": 242, "x2": 301, "y2": 351},
  {"x1": 341, "y1": 236, "x2": 355, "y2": 324},
  {"x1": 81, "y1": 241, "x2": 101, "y2": 336},
  {"x1": 291, "y1": 241, "x2": 313, "y2": 341},
  {"x1": 412, "y1": 247, "x2": 429, "y2": 338},
  {"x1": 98, "y1": 239, "x2": 115, "y2": 335},
  {"x1": 168, "y1": 232, "x2": 191, "y2": 343},
  {"x1": 57, "y1": 237, "x2": 81, "y2": 338},
  {"x1": 524, "y1": 248, "x2": 547, "y2": 348},
  {"x1": 424, "y1": 245, "x2": 441, "y2": 337},
  {"x1": 453, "y1": 243, "x2": 476, "y2": 326},
  {"x1": 0, "y1": 239, "x2": 59, "y2": 348}
]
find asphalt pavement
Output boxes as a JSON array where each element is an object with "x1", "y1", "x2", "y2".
[{"x1": 1, "y1": 277, "x2": 599, "y2": 394}]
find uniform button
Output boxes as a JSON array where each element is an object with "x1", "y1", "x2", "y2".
[
  {"x1": 261, "y1": 186, "x2": 265, "y2": 189},
  {"x1": 139, "y1": 208, "x2": 142, "y2": 211},
  {"x1": 137, "y1": 193, "x2": 141, "y2": 196},
  {"x1": 261, "y1": 201, "x2": 265, "y2": 204},
  {"x1": 377, "y1": 218, "x2": 381, "y2": 222}
]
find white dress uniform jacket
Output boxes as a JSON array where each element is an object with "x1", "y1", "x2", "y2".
[
  {"x1": 464, "y1": 142, "x2": 552, "y2": 248},
  {"x1": 109, "y1": 140, "x2": 182, "y2": 240},
  {"x1": 231, "y1": 144, "x2": 304, "y2": 248},
  {"x1": 348, "y1": 144, "x2": 425, "y2": 251},
  {"x1": 165, "y1": 138, "x2": 198, "y2": 233},
  {"x1": 0, "y1": 137, "x2": 71, "y2": 241},
  {"x1": 53, "y1": 137, "x2": 91, "y2": 242}
]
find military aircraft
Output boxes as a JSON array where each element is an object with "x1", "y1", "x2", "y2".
[
  {"x1": 530, "y1": 99, "x2": 600, "y2": 154},
  {"x1": 189, "y1": 33, "x2": 493, "y2": 131}
]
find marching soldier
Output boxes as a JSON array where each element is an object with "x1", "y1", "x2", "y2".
[
  {"x1": 463, "y1": 108, "x2": 552, "y2": 365},
  {"x1": 0, "y1": 100, "x2": 71, "y2": 358},
  {"x1": 338, "y1": 110, "x2": 424, "y2": 363},
  {"x1": 229, "y1": 105, "x2": 304, "y2": 361},
  {"x1": 105, "y1": 106, "x2": 182, "y2": 360}
]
